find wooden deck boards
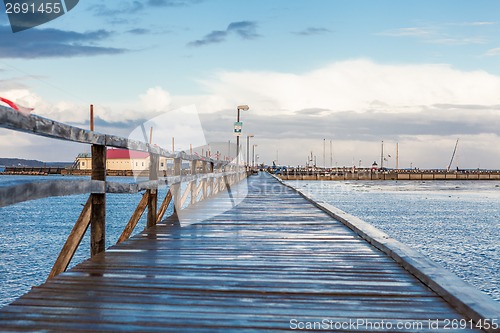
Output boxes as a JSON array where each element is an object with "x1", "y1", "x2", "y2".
[{"x1": 0, "y1": 173, "x2": 482, "y2": 332}]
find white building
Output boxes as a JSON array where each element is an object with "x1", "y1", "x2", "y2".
[{"x1": 76, "y1": 149, "x2": 169, "y2": 171}]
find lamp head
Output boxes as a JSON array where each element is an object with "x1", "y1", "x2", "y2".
[{"x1": 237, "y1": 105, "x2": 249, "y2": 111}]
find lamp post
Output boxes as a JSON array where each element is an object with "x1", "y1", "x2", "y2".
[
  {"x1": 252, "y1": 144, "x2": 258, "y2": 168},
  {"x1": 235, "y1": 105, "x2": 249, "y2": 166},
  {"x1": 246, "y1": 134, "x2": 254, "y2": 168}
]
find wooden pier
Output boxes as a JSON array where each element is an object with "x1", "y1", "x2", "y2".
[
  {"x1": 1, "y1": 105, "x2": 499, "y2": 332},
  {"x1": 1, "y1": 173, "x2": 499, "y2": 332}
]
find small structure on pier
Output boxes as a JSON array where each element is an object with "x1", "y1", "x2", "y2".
[{"x1": 75, "y1": 148, "x2": 170, "y2": 172}]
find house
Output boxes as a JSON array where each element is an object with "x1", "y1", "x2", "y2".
[{"x1": 76, "y1": 149, "x2": 169, "y2": 171}]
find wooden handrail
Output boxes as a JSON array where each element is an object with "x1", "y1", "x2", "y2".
[
  {"x1": 0, "y1": 105, "x2": 225, "y2": 165},
  {"x1": 0, "y1": 105, "x2": 249, "y2": 281},
  {"x1": 0, "y1": 180, "x2": 104, "y2": 207},
  {"x1": 0, "y1": 171, "x2": 246, "y2": 208}
]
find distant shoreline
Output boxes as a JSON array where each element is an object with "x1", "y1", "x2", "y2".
[{"x1": 275, "y1": 168, "x2": 500, "y2": 181}]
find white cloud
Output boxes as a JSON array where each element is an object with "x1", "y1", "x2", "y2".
[
  {"x1": 1, "y1": 85, "x2": 175, "y2": 124},
  {"x1": 3, "y1": 60, "x2": 500, "y2": 168},
  {"x1": 128, "y1": 105, "x2": 206, "y2": 152},
  {"x1": 484, "y1": 47, "x2": 500, "y2": 57},
  {"x1": 192, "y1": 59, "x2": 500, "y2": 168},
  {"x1": 91, "y1": 86, "x2": 174, "y2": 124},
  {"x1": 198, "y1": 59, "x2": 500, "y2": 116},
  {"x1": 139, "y1": 86, "x2": 171, "y2": 112},
  {"x1": 377, "y1": 27, "x2": 434, "y2": 37},
  {"x1": 427, "y1": 37, "x2": 486, "y2": 45},
  {"x1": 0, "y1": 89, "x2": 36, "y2": 107},
  {"x1": 378, "y1": 23, "x2": 492, "y2": 46},
  {"x1": 0, "y1": 87, "x2": 91, "y2": 123},
  {"x1": 462, "y1": 21, "x2": 496, "y2": 26}
]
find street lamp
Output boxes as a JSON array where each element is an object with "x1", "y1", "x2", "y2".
[
  {"x1": 235, "y1": 105, "x2": 249, "y2": 166},
  {"x1": 252, "y1": 144, "x2": 258, "y2": 168},
  {"x1": 246, "y1": 134, "x2": 254, "y2": 168}
]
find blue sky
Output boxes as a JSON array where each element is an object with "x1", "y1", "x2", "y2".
[{"x1": 1, "y1": 0, "x2": 500, "y2": 168}]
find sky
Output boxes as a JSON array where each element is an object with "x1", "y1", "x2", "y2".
[{"x1": 1, "y1": 0, "x2": 500, "y2": 169}]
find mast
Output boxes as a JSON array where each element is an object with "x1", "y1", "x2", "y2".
[
  {"x1": 447, "y1": 138, "x2": 459, "y2": 171},
  {"x1": 396, "y1": 142, "x2": 399, "y2": 170},
  {"x1": 380, "y1": 141, "x2": 384, "y2": 169},
  {"x1": 323, "y1": 138, "x2": 326, "y2": 168},
  {"x1": 330, "y1": 140, "x2": 333, "y2": 169}
]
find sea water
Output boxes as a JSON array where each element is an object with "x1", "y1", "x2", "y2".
[
  {"x1": 0, "y1": 175, "x2": 172, "y2": 308},
  {"x1": 285, "y1": 179, "x2": 500, "y2": 302},
  {"x1": 1, "y1": 176, "x2": 499, "y2": 307}
]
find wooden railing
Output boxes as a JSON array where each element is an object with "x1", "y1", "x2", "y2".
[{"x1": 0, "y1": 105, "x2": 247, "y2": 280}]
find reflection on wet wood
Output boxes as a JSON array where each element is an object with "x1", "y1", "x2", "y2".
[{"x1": 0, "y1": 173, "x2": 488, "y2": 332}]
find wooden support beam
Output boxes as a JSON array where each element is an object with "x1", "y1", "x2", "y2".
[
  {"x1": 202, "y1": 178, "x2": 208, "y2": 200},
  {"x1": 213, "y1": 177, "x2": 218, "y2": 196},
  {"x1": 117, "y1": 192, "x2": 149, "y2": 244},
  {"x1": 179, "y1": 183, "x2": 191, "y2": 208},
  {"x1": 156, "y1": 190, "x2": 173, "y2": 224},
  {"x1": 195, "y1": 180, "x2": 204, "y2": 200},
  {"x1": 202, "y1": 162, "x2": 208, "y2": 200},
  {"x1": 147, "y1": 154, "x2": 159, "y2": 228},
  {"x1": 47, "y1": 196, "x2": 92, "y2": 280},
  {"x1": 220, "y1": 176, "x2": 225, "y2": 192},
  {"x1": 213, "y1": 177, "x2": 219, "y2": 195},
  {"x1": 190, "y1": 160, "x2": 197, "y2": 205},
  {"x1": 173, "y1": 158, "x2": 182, "y2": 212},
  {"x1": 91, "y1": 144, "x2": 106, "y2": 257}
]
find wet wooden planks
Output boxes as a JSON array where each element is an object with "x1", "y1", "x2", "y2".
[{"x1": 0, "y1": 173, "x2": 482, "y2": 332}]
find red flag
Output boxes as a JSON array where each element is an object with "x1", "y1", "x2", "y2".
[{"x1": 0, "y1": 97, "x2": 34, "y2": 114}]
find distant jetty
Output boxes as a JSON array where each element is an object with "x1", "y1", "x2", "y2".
[
  {"x1": 1, "y1": 167, "x2": 154, "y2": 177},
  {"x1": 1, "y1": 166, "x2": 65, "y2": 176},
  {"x1": 273, "y1": 167, "x2": 500, "y2": 181}
]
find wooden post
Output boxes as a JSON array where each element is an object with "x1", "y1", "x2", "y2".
[
  {"x1": 173, "y1": 157, "x2": 182, "y2": 211},
  {"x1": 91, "y1": 144, "x2": 106, "y2": 257},
  {"x1": 147, "y1": 154, "x2": 159, "y2": 228},
  {"x1": 90, "y1": 104, "x2": 94, "y2": 131}
]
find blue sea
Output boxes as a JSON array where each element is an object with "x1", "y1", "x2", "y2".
[
  {"x1": 0, "y1": 175, "x2": 173, "y2": 308},
  {"x1": 1, "y1": 176, "x2": 499, "y2": 308},
  {"x1": 285, "y1": 179, "x2": 500, "y2": 302}
]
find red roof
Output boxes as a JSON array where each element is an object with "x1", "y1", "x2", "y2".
[{"x1": 106, "y1": 149, "x2": 149, "y2": 159}]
